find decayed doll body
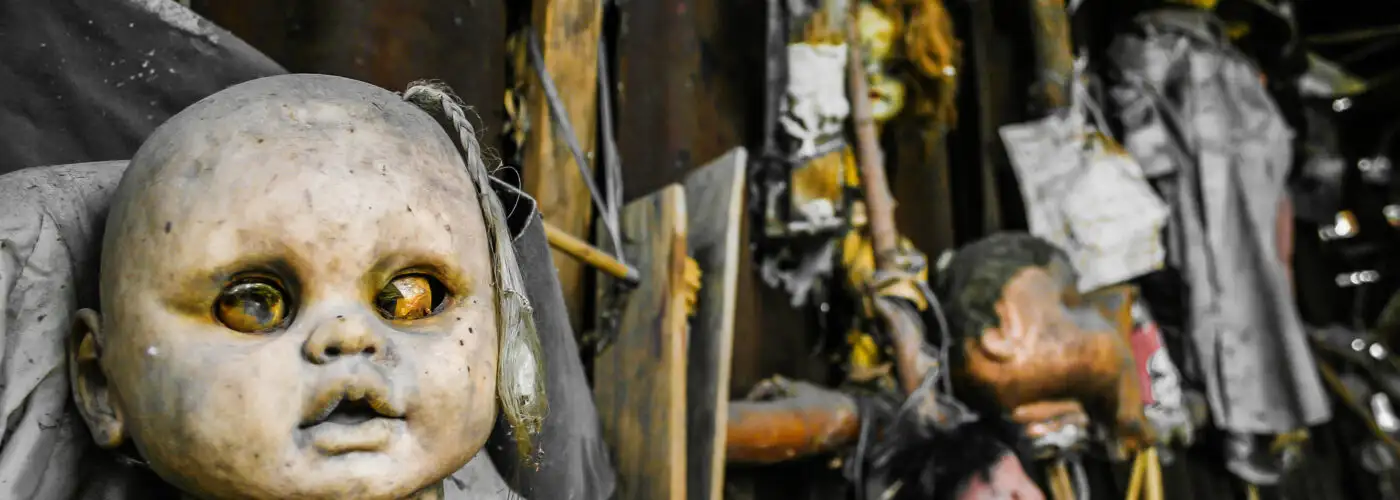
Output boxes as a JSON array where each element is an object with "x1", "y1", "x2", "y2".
[
  {"x1": 64, "y1": 74, "x2": 543, "y2": 499},
  {"x1": 939, "y1": 233, "x2": 1153, "y2": 454}
]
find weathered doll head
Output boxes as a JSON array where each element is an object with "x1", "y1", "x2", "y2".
[
  {"x1": 67, "y1": 74, "x2": 544, "y2": 499},
  {"x1": 856, "y1": 2, "x2": 906, "y2": 123},
  {"x1": 936, "y1": 233, "x2": 1151, "y2": 452}
]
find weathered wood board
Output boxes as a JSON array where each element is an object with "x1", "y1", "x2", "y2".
[
  {"x1": 682, "y1": 147, "x2": 747, "y2": 500},
  {"x1": 594, "y1": 184, "x2": 689, "y2": 500},
  {"x1": 523, "y1": 0, "x2": 604, "y2": 332},
  {"x1": 193, "y1": 0, "x2": 507, "y2": 153},
  {"x1": 615, "y1": 0, "x2": 700, "y2": 201}
]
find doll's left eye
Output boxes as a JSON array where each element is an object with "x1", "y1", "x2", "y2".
[
  {"x1": 375, "y1": 274, "x2": 448, "y2": 320},
  {"x1": 215, "y1": 279, "x2": 290, "y2": 333}
]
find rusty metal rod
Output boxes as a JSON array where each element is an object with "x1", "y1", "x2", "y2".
[{"x1": 544, "y1": 222, "x2": 641, "y2": 286}]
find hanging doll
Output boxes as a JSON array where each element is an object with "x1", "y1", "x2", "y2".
[
  {"x1": 936, "y1": 232, "x2": 1155, "y2": 456},
  {"x1": 756, "y1": 0, "x2": 958, "y2": 308},
  {"x1": 746, "y1": 1, "x2": 1049, "y2": 498}
]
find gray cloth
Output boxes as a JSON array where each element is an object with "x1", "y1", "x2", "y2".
[
  {"x1": 0, "y1": 161, "x2": 615, "y2": 498},
  {"x1": 0, "y1": 0, "x2": 285, "y2": 175},
  {"x1": 0, "y1": 162, "x2": 122, "y2": 500},
  {"x1": 1108, "y1": 9, "x2": 1331, "y2": 435}
]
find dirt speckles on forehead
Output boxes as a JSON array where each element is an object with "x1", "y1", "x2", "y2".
[
  {"x1": 123, "y1": 74, "x2": 464, "y2": 187},
  {"x1": 107, "y1": 75, "x2": 477, "y2": 237}
]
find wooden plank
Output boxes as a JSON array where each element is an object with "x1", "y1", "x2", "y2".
[
  {"x1": 682, "y1": 147, "x2": 746, "y2": 500},
  {"x1": 892, "y1": 122, "x2": 957, "y2": 257},
  {"x1": 522, "y1": 0, "x2": 604, "y2": 331},
  {"x1": 947, "y1": 0, "x2": 1024, "y2": 241},
  {"x1": 691, "y1": 0, "x2": 763, "y2": 164},
  {"x1": 192, "y1": 0, "x2": 507, "y2": 152},
  {"x1": 594, "y1": 184, "x2": 689, "y2": 500},
  {"x1": 616, "y1": 0, "x2": 700, "y2": 201}
]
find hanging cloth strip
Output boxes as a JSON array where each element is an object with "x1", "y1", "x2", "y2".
[{"x1": 1107, "y1": 8, "x2": 1331, "y2": 443}]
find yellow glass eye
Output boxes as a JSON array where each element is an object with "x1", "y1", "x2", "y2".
[
  {"x1": 375, "y1": 274, "x2": 437, "y2": 320},
  {"x1": 215, "y1": 280, "x2": 288, "y2": 333}
]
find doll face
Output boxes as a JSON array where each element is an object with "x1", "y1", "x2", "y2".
[
  {"x1": 856, "y1": 3, "x2": 906, "y2": 122},
  {"x1": 72, "y1": 77, "x2": 498, "y2": 499},
  {"x1": 964, "y1": 262, "x2": 1123, "y2": 407}
]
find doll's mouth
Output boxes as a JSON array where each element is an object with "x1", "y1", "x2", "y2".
[
  {"x1": 299, "y1": 385, "x2": 406, "y2": 455},
  {"x1": 301, "y1": 393, "x2": 404, "y2": 428},
  {"x1": 322, "y1": 399, "x2": 384, "y2": 425}
]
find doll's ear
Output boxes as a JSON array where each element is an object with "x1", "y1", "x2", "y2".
[
  {"x1": 975, "y1": 300, "x2": 1020, "y2": 362},
  {"x1": 68, "y1": 308, "x2": 126, "y2": 449}
]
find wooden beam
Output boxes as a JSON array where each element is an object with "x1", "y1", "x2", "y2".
[
  {"x1": 1028, "y1": 0, "x2": 1073, "y2": 113},
  {"x1": 523, "y1": 0, "x2": 604, "y2": 331},
  {"x1": 594, "y1": 184, "x2": 689, "y2": 500},
  {"x1": 682, "y1": 148, "x2": 746, "y2": 500}
]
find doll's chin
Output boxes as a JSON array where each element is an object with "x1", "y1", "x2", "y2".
[
  {"x1": 296, "y1": 436, "x2": 474, "y2": 494},
  {"x1": 265, "y1": 454, "x2": 448, "y2": 499}
]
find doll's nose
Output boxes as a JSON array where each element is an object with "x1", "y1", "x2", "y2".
[{"x1": 303, "y1": 313, "x2": 389, "y2": 364}]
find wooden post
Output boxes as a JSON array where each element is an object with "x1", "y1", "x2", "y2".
[
  {"x1": 523, "y1": 0, "x2": 605, "y2": 331},
  {"x1": 594, "y1": 185, "x2": 689, "y2": 500},
  {"x1": 845, "y1": 7, "x2": 940, "y2": 409},
  {"x1": 1027, "y1": 0, "x2": 1073, "y2": 113}
]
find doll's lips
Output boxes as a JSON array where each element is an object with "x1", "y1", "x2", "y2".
[
  {"x1": 299, "y1": 381, "x2": 406, "y2": 454},
  {"x1": 303, "y1": 417, "x2": 404, "y2": 455},
  {"x1": 301, "y1": 388, "x2": 404, "y2": 427}
]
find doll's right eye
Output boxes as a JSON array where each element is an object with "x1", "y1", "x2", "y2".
[
  {"x1": 374, "y1": 274, "x2": 448, "y2": 321},
  {"x1": 214, "y1": 279, "x2": 289, "y2": 333}
]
